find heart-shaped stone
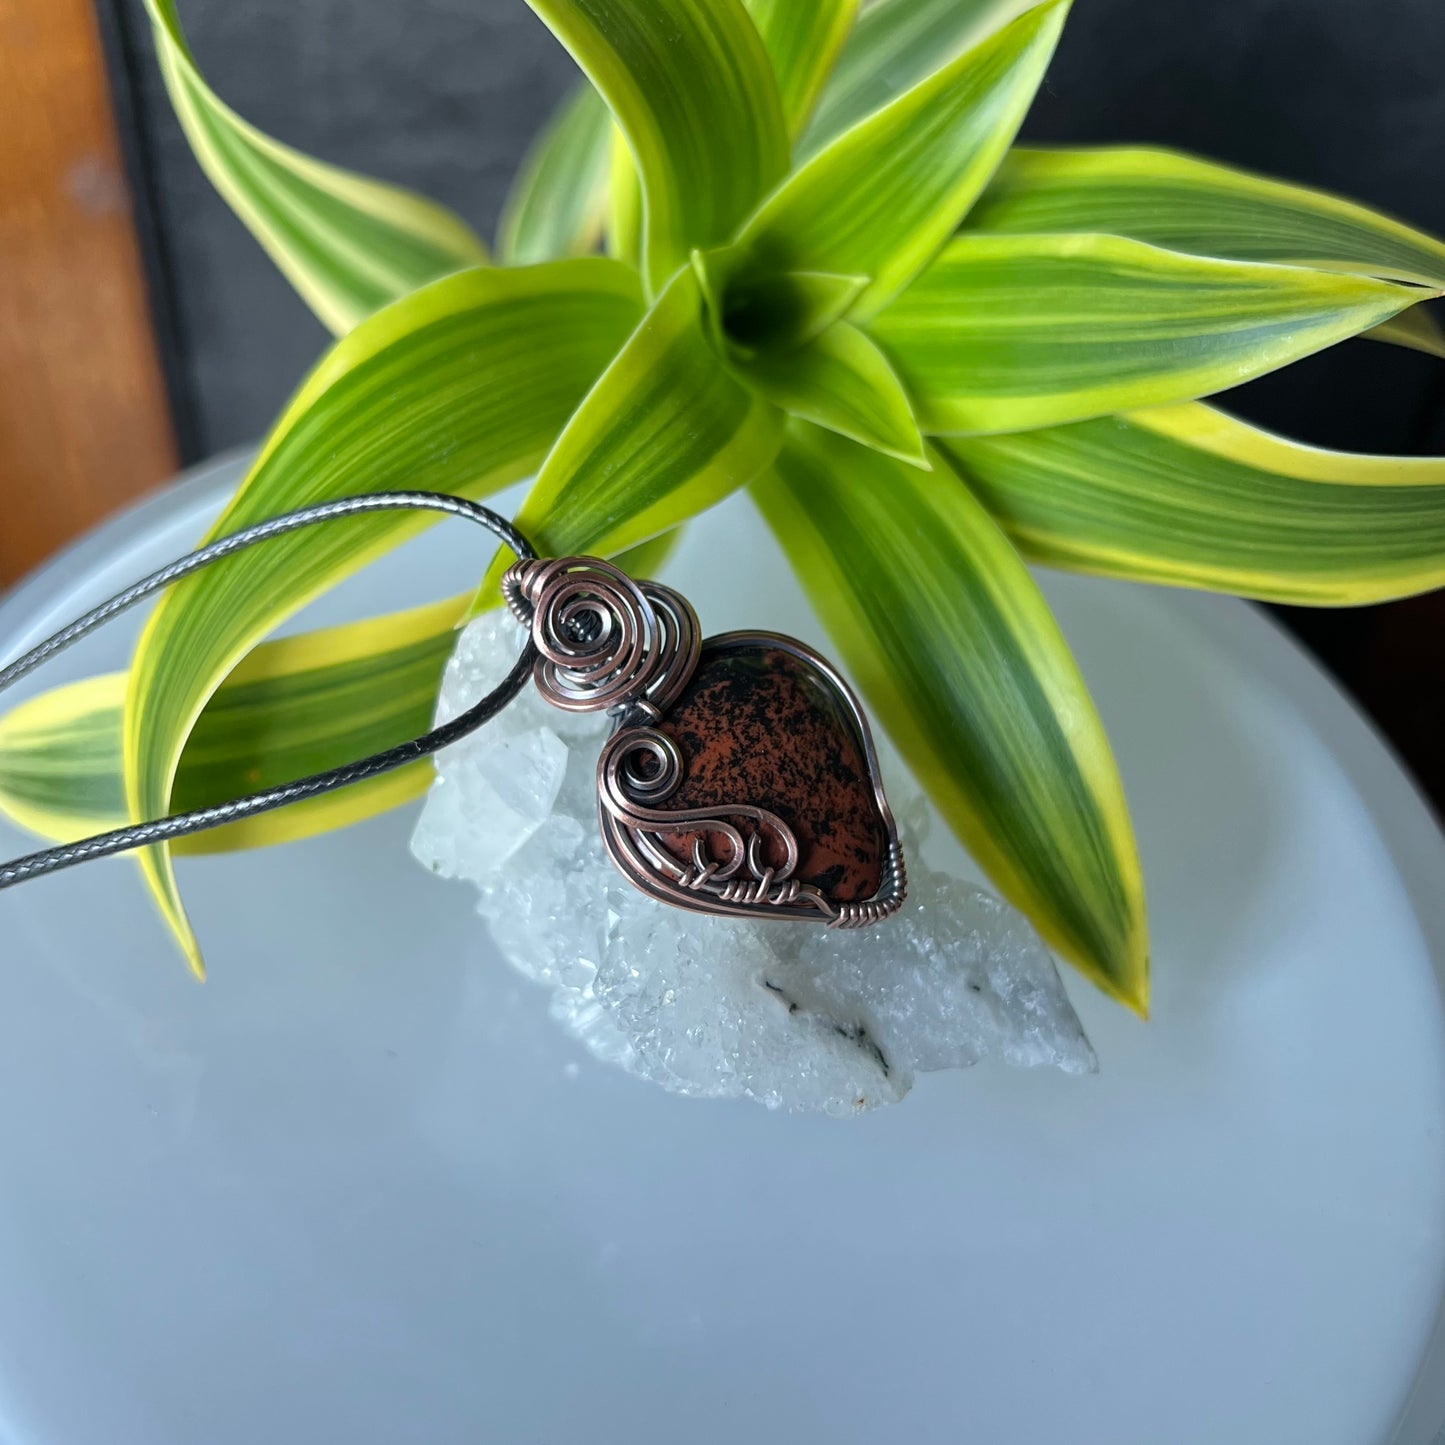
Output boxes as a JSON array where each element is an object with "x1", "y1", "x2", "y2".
[
  {"x1": 651, "y1": 637, "x2": 887, "y2": 901},
  {"x1": 599, "y1": 633, "x2": 905, "y2": 927},
  {"x1": 506, "y1": 556, "x2": 905, "y2": 928}
]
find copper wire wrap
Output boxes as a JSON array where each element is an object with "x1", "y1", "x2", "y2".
[{"x1": 502, "y1": 557, "x2": 701, "y2": 717}]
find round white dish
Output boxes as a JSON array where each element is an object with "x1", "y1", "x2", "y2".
[{"x1": 0, "y1": 458, "x2": 1442, "y2": 1445}]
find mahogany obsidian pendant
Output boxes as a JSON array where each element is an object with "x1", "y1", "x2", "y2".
[{"x1": 502, "y1": 556, "x2": 905, "y2": 928}]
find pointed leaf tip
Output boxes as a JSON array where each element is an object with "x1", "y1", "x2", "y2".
[{"x1": 144, "y1": 0, "x2": 488, "y2": 332}]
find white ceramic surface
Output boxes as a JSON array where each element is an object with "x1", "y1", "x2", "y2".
[{"x1": 0, "y1": 459, "x2": 1443, "y2": 1445}]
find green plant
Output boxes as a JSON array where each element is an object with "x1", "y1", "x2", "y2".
[{"x1": 5, "y1": 0, "x2": 1445, "y2": 1017}]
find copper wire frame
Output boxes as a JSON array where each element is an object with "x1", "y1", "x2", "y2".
[
  {"x1": 597, "y1": 631, "x2": 906, "y2": 929},
  {"x1": 504, "y1": 556, "x2": 906, "y2": 929}
]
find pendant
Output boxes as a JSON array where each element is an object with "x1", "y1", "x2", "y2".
[{"x1": 503, "y1": 557, "x2": 905, "y2": 928}]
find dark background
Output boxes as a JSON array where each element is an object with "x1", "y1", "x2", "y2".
[{"x1": 96, "y1": 0, "x2": 1445, "y2": 807}]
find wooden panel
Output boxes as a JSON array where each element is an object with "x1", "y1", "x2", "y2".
[{"x1": 0, "y1": 0, "x2": 177, "y2": 587}]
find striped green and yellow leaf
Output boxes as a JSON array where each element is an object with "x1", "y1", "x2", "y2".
[
  {"x1": 605, "y1": 129, "x2": 643, "y2": 267},
  {"x1": 123, "y1": 258, "x2": 642, "y2": 972},
  {"x1": 738, "y1": 0, "x2": 1067, "y2": 316},
  {"x1": 741, "y1": 0, "x2": 859, "y2": 136},
  {"x1": 867, "y1": 232, "x2": 1429, "y2": 434},
  {"x1": 483, "y1": 265, "x2": 785, "y2": 596},
  {"x1": 497, "y1": 82, "x2": 613, "y2": 264},
  {"x1": 144, "y1": 0, "x2": 488, "y2": 333},
  {"x1": 755, "y1": 422, "x2": 1147, "y2": 1011},
  {"x1": 611, "y1": 527, "x2": 688, "y2": 582},
  {"x1": 943, "y1": 402, "x2": 1445, "y2": 605},
  {"x1": 500, "y1": 0, "x2": 859, "y2": 270},
  {"x1": 728, "y1": 319, "x2": 927, "y2": 464},
  {"x1": 2, "y1": 598, "x2": 465, "y2": 856},
  {"x1": 1366, "y1": 305, "x2": 1445, "y2": 359},
  {"x1": 523, "y1": 0, "x2": 789, "y2": 294},
  {"x1": 801, "y1": 0, "x2": 1044, "y2": 158},
  {"x1": 968, "y1": 146, "x2": 1445, "y2": 287}
]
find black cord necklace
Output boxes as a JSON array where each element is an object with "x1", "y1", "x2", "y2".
[{"x1": 0, "y1": 492, "x2": 904, "y2": 928}]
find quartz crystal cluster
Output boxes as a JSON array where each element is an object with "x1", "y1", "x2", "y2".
[{"x1": 411, "y1": 611, "x2": 1095, "y2": 1114}]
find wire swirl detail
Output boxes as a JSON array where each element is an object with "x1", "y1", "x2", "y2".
[
  {"x1": 503, "y1": 557, "x2": 700, "y2": 716},
  {"x1": 594, "y1": 726, "x2": 847, "y2": 918},
  {"x1": 506, "y1": 565, "x2": 906, "y2": 929}
]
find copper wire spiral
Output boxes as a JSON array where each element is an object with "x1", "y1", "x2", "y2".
[
  {"x1": 503, "y1": 557, "x2": 700, "y2": 715},
  {"x1": 597, "y1": 726, "x2": 815, "y2": 910},
  {"x1": 503, "y1": 559, "x2": 905, "y2": 929}
]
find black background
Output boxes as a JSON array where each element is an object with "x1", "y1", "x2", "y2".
[{"x1": 96, "y1": 0, "x2": 1445, "y2": 809}]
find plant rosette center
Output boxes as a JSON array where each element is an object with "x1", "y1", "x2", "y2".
[{"x1": 693, "y1": 244, "x2": 866, "y2": 360}]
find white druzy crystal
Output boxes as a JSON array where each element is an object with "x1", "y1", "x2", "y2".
[{"x1": 411, "y1": 611, "x2": 1095, "y2": 1114}]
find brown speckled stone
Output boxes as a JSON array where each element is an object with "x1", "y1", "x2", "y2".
[{"x1": 649, "y1": 639, "x2": 886, "y2": 903}]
